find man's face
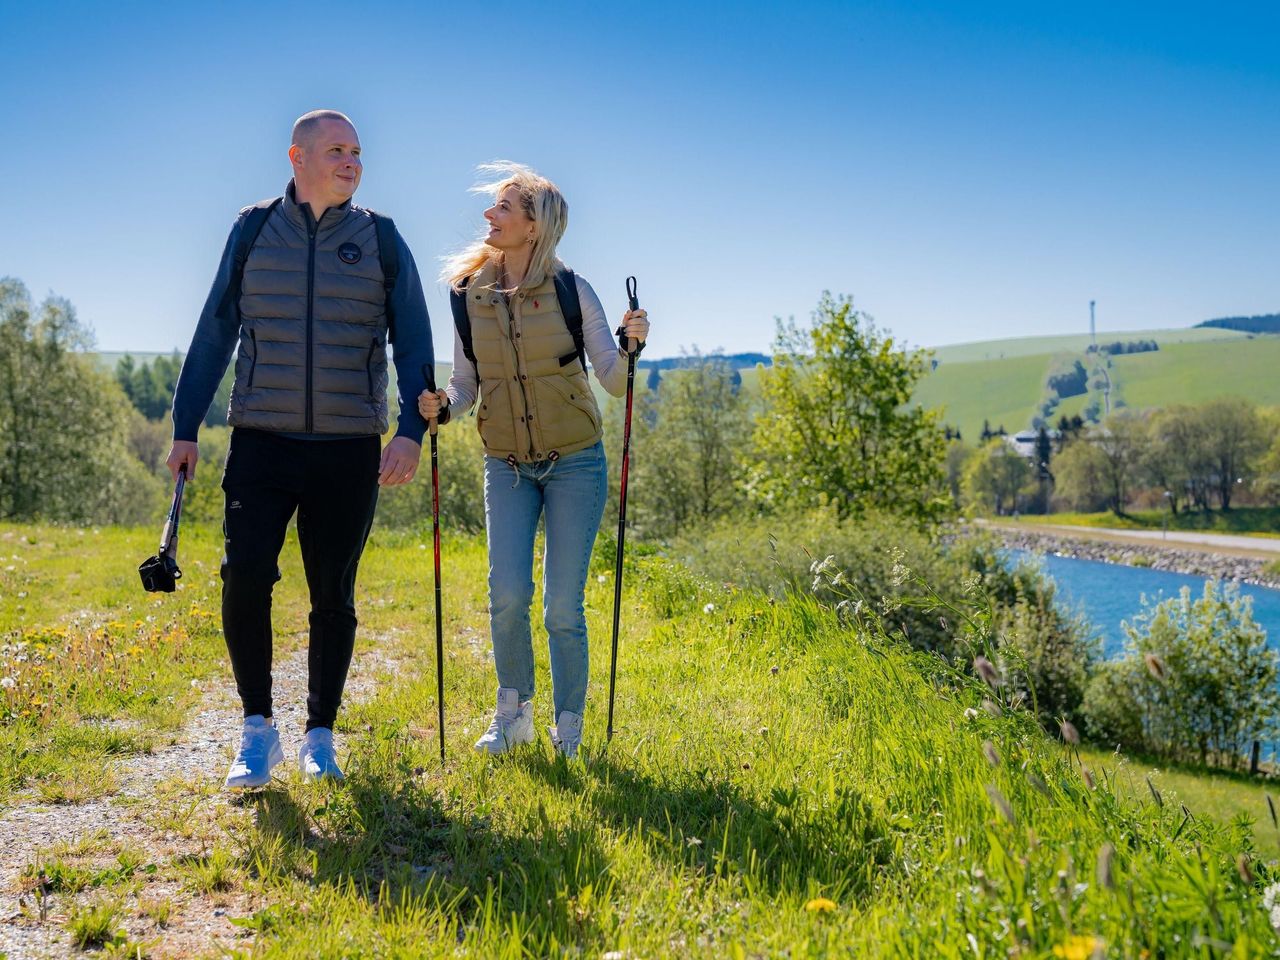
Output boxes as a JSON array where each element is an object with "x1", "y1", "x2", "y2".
[{"x1": 291, "y1": 119, "x2": 362, "y2": 209}]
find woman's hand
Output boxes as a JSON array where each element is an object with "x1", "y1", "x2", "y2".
[
  {"x1": 620, "y1": 308, "x2": 649, "y2": 352},
  {"x1": 417, "y1": 388, "x2": 449, "y2": 422}
]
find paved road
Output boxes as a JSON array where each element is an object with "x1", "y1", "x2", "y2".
[{"x1": 996, "y1": 521, "x2": 1280, "y2": 555}]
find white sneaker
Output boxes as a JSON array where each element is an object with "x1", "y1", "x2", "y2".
[
  {"x1": 224, "y1": 715, "x2": 284, "y2": 790},
  {"x1": 549, "y1": 710, "x2": 583, "y2": 759},
  {"x1": 299, "y1": 727, "x2": 344, "y2": 782},
  {"x1": 474, "y1": 687, "x2": 535, "y2": 755}
]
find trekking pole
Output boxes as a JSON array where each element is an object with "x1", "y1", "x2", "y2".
[
  {"x1": 425, "y1": 366, "x2": 446, "y2": 762},
  {"x1": 606, "y1": 277, "x2": 641, "y2": 743}
]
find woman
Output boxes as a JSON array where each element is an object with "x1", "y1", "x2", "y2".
[{"x1": 419, "y1": 162, "x2": 649, "y2": 759}]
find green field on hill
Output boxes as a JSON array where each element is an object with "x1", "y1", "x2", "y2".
[
  {"x1": 915, "y1": 331, "x2": 1280, "y2": 440},
  {"x1": 929, "y1": 326, "x2": 1247, "y2": 364}
]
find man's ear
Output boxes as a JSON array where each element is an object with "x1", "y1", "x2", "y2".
[{"x1": 288, "y1": 143, "x2": 304, "y2": 170}]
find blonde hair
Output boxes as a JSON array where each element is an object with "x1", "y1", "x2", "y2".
[{"x1": 442, "y1": 161, "x2": 568, "y2": 292}]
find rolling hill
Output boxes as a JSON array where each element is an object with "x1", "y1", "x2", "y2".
[{"x1": 915, "y1": 328, "x2": 1280, "y2": 440}]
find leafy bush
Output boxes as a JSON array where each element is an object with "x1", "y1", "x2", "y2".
[{"x1": 1083, "y1": 581, "x2": 1280, "y2": 768}]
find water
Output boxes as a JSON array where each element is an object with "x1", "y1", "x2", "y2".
[{"x1": 1019, "y1": 551, "x2": 1280, "y2": 658}]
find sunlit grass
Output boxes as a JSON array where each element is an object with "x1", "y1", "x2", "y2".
[{"x1": 2, "y1": 521, "x2": 1277, "y2": 954}]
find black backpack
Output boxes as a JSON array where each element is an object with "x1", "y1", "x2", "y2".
[
  {"x1": 449, "y1": 267, "x2": 585, "y2": 373},
  {"x1": 226, "y1": 197, "x2": 400, "y2": 324}
]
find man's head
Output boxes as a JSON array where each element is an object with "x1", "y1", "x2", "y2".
[{"x1": 289, "y1": 110, "x2": 362, "y2": 212}]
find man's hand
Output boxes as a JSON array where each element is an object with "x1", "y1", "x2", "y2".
[
  {"x1": 167, "y1": 441, "x2": 199, "y2": 482},
  {"x1": 379, "y1": 436, "x2": 422, "y2": 486}
]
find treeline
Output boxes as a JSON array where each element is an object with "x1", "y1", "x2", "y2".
[
  {"x1": 1198, "y1": 313, "x2": 1280, "y2": 334},
  {"x1": 958, "y1": 397, "x2": 1277, "y2": 517},
  {"x1": 1087, "y1": 338, "x2": 1158, "y2": 355}
]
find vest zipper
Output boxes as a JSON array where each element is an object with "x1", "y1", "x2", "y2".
[
  {"x1": 366, "y1": 337, "x2": 377, "y2": 397},
  {"x1": 305, "y1": 216, "x2": 318, "y2": 433},
  {"x1": 247, "y1": 330, "x2": 258, "y2": 388}
]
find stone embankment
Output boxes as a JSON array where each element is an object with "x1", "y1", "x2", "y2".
[{"x1": 998, "y1": 528, "x2": 1280, "y2": 589}]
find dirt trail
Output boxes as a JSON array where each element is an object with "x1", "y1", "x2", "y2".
[{"x1": 0, "y1": 640, "x2": 400, "y2": 959}]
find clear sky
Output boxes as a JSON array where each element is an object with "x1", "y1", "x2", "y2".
[{"x1": 3, "y1": 0, "x2": 1278, "y2": 359}]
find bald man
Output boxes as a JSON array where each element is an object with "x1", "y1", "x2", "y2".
[{"x1": 167, "y1": 110, "x2": 434, "y2": 788}]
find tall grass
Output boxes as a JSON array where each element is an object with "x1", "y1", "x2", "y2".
[{"x1": 2, "y1": 521, "x2": 1277, "y2": 954}]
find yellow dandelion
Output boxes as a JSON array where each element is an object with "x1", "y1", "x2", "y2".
[
  {"x1": 1053, "y1": 935, "x2": 1101, "y2": 960},
  {"x1": 804, "y1": 897, "x2": 837, "y2": 914}
]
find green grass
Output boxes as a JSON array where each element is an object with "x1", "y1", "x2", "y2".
[
  {"x1": 1079, "y1": 745, "x2": 1280, "y2": 860},
  {"x1": 1011, "y1": 506, "x2": 1280, "y2": 537},
  {"x1": 913, "y1": 351, "x2": 1058, "y2": 438},
  {"x1": 914, "y1": 332, "x2": 1280, "y2": 441},
  {"x1": 929, "y1": 326, "x2": 1248, "y2": 364},
  {"x1": 1111, "y1": 337, "x2": 1280, "y2": 410},
  {"x1": 3, "y1": 521, "x2": 1279, "y2": 955}
]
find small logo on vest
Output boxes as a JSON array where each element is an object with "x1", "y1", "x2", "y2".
[{"x1": 337, "y1": 242, "x2": 362, "y2": 264}]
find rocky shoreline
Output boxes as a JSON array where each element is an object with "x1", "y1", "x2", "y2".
[{"x1": 995, "y1": 528, "x2": 1280, "y2": 589}]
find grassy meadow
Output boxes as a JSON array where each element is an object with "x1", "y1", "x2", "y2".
[
  {"x1": 1010, "y1": 507, "x2": 1280, "y2": 538},
  {"x1": 3, "y1": 520, "x2": 1280, "y2": 956},
  {"x1": 915, "y1": 332, "x2": 1280, "y2": 440}
]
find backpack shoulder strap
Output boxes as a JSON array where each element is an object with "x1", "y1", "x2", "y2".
[
  {"x1": 449, "y1": 276, "x2": 477, "y2": 368},
  {"x1": 553, "y1": 267, "x2": 585, "y2": 369},
  {"x1": 226, "y1": 197, "x2": 281, "y2": 313},
  {"x1": 370, "y1": 212, "x2": 399, "y2": 294}
]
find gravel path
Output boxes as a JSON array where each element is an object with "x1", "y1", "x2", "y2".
[{"x1": 0, "y1": 636, "x2": 402, "y2": 959}]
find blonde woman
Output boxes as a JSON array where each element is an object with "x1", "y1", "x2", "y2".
[{"x1": 419, "y1": 163, "x2": 649, "y2": 758}]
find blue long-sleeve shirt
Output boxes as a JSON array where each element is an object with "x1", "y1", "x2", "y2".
[{"x1": 172, "y1": 208, "x2": 433, "y2": 444}]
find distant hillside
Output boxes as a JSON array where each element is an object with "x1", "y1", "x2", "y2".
[
  {"x1": 1196, "y1": 313, "x2": 1280, "y2": 334},
  {"x1": 636, "y1": 352, "x2": 770, "y2": 371},
  {"x1": 914, "y1": 329, "x2": 1280, "y2": 441}
]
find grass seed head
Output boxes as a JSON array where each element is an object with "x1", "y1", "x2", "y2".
[
  {"x1": 985, "y1": 784, "x2": 1016, "y2": 825},
  {"x1": 1143, "y1": 652, "x2": 1167, "y2": 681},
  {"x1": 1238, "y1": 853, "x2": 1255, "y2": 886},
  {"x1": 981, "y1": 699, "x2": 1002, "y2": 718},
  {"x1": 1059, "y1": 719, "x2": 1080, "y2": 745},
  {"x1": 1096, "y1": 842, "x2": 1115, "y2": 890},
  {"x1": 982, "y1": 740, "x2": 1000, "y2": 768},
  {"x1": 1081, "y1": 765, "x2": 1096, "y2": 791},
  {"x1": 973, "y1": 656, "x2": 1000, "y2": 688}
]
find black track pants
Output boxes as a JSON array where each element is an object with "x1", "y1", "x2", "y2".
[{"x1": 220, "y1": 428, "x2": 380, "y2": 732}]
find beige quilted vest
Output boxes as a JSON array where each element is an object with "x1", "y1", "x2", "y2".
[{"x1": 465, "y1": 262, "x2": 603, "y2": 462}]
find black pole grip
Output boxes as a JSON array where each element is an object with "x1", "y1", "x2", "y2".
[{"x1": 622, "y1": 276, "x2": 640, "y2": 354}]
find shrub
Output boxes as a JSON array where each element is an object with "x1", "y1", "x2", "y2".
[{"x1": 1082, "y1": 581, "x2": 1280, "y2": 768}]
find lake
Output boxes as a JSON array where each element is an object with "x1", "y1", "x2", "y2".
[{"x1": 1019, "y1": 552, "x2": 1280, "y2": 657}]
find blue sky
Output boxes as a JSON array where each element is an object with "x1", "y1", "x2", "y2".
[{"x1": 2, "y1": 0, "x2": 1277, "y2": 359}]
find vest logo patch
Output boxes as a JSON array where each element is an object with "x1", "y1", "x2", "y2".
[{"x1": 338, "y1": 242, "x2": 362, "y2": 264}]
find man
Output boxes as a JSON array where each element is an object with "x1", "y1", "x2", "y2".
[{"x1": 167, "y1": 110, "x2": 433, "y2": 788}]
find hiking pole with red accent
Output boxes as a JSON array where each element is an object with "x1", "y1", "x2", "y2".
[
  {"x1": 606, "y1": 277, "x2": 641, "y2": 743},
  {"x1": 425, "y1": 366, "x2": 446, "y2": 762}
]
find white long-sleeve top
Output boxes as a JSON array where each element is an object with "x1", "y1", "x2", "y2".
[{"x1": 442, "y1": 273, "x2": 631, "y2": 415}]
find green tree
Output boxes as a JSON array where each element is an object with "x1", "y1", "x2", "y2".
[
  {"x1": 628, "y1": 353, "x2": 751, "y2": 540},
  {"x1": 0, "y1": 278, "x2": 161, "y2": 523},
  {"x1": 1052, "y1": 437, "x2": 1109, "y2": 512},
  {"x1": 1092, "y1": 411, "x2": 1145, "y2": 514},
  {"x1": 962, "y1": 439, "x2": 1030, "y2": 515},
  {"x1": 749, "y1": 294, "x2": 948, "y2": 524},
  {"x1": 1196, "y1": 396, "x2": 1267, "y2": 511}
]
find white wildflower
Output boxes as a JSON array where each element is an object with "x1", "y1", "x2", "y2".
[
  {"x1": 0, "y1": 676, "x2": 15, "y2": 689},
  {"x1": 963, "y1": 707, "x2": 979, "y2": 721},
  {"x1": 1264, "y1": 883, "x2": 1280, "y2": 931},
  {"x1": 597, "y1": 575, "x2": 607, "y2": 584},
  {"x1": 703, "y1": 603, "x2": 716, "y2": 614}
]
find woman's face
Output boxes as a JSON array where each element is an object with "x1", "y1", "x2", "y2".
[{"x1": 483, "y1": 185, "x2": 535, "y2": 252}]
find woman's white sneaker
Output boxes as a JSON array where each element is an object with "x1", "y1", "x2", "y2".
[
  {"x1": 474, "y1": 687, "x2": 535, "y2": 754},
  {"x1": 224, "y1": 715, "x2": 284, "y2": 790},
  {"x1": 299, "y1": 727, "x2": 344, "y2": 781},
  {"x1": 549, "y1": 710, "x2": 583, "y2": 759}
]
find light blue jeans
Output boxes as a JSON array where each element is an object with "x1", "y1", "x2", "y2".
[{"x1": 483, "y1": 441, "x2": 608, "y2": 719}]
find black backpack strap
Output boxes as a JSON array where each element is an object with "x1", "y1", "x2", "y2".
[
  {"x1": 553, "y1": 267, "x2": 585, "y2": 369},
  {"x1": 449, "y1": 276, "x2": 477, "y2": 368},
  {"x1": 225, "y1": 197, "x2": 281, "y2": 316},
  {"x1": 370, "y1": 211, "x2": 400, "y2": 331}
]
